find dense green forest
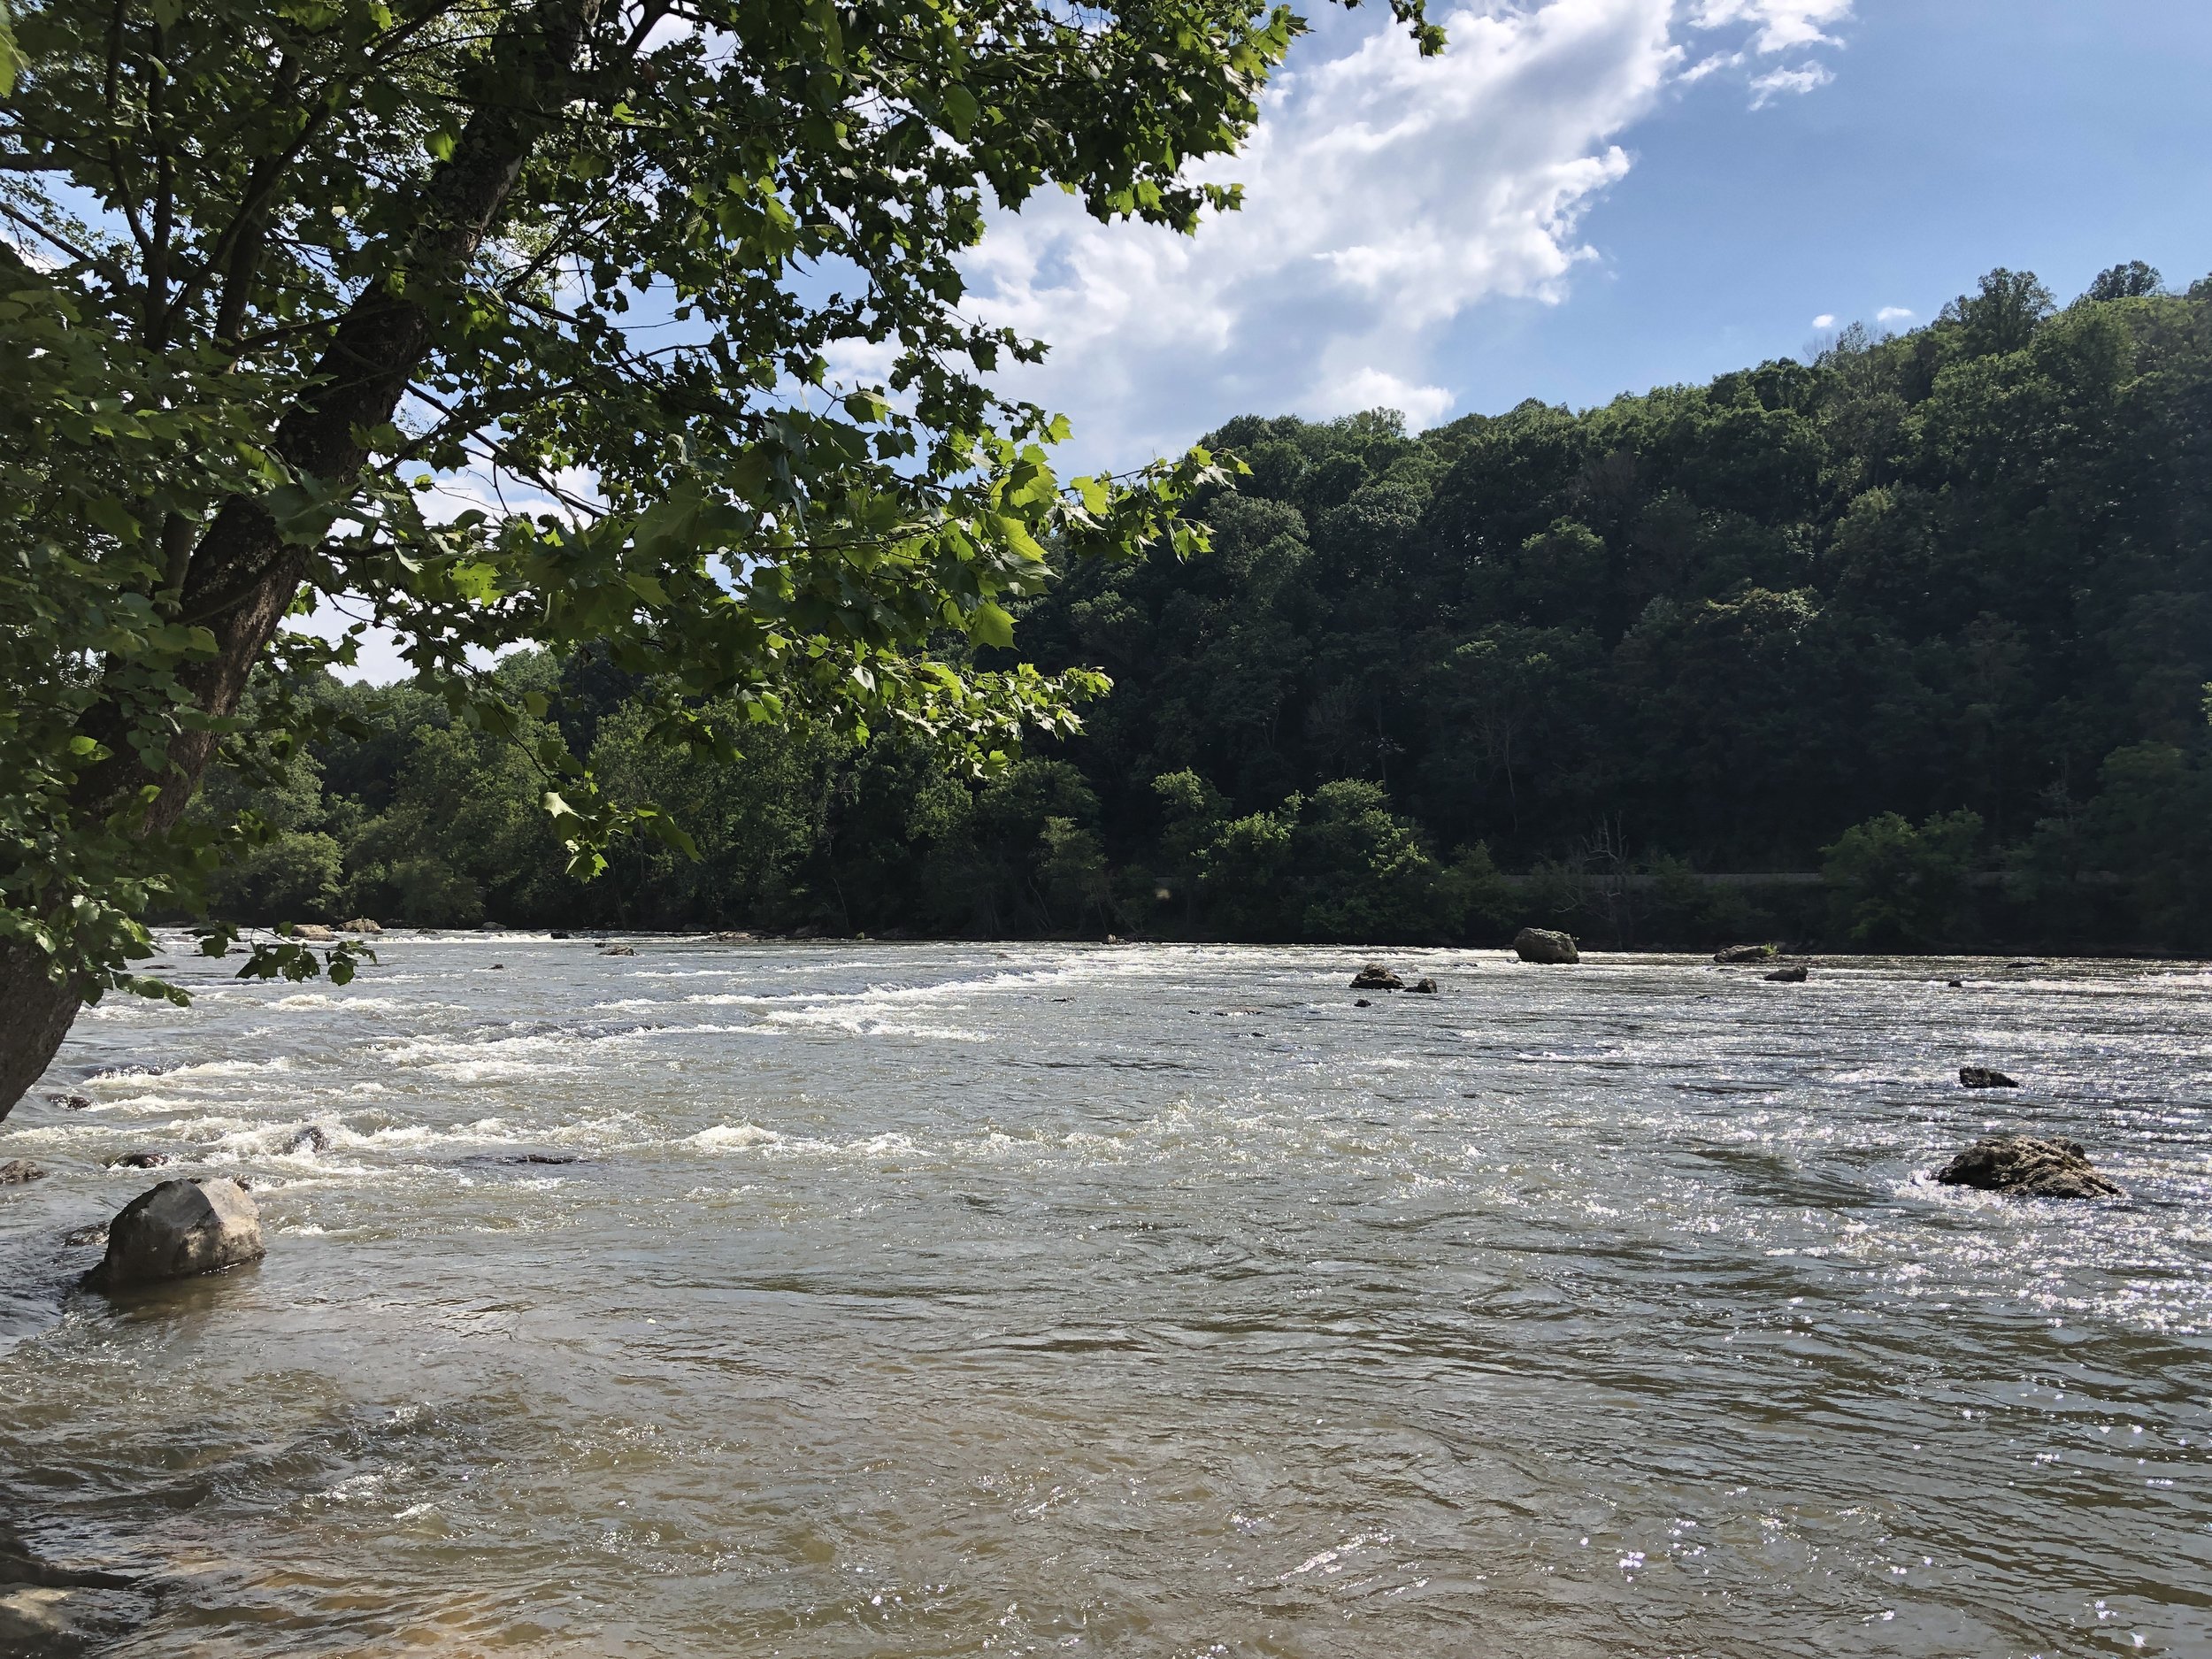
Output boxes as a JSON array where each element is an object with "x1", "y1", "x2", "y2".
[{"x1": 210, "y1": 265, "x2": 2212, "y2": 953}]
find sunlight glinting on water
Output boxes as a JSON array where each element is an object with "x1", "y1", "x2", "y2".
[{"x1": 2, "y1": 936, "x2": 2208, "y2": 1655}]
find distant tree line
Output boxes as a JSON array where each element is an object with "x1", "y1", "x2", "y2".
[{"x1": 207, "y1": 265, "x2": 2212, "y2": 953}]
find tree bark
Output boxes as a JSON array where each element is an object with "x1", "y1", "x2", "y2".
[{"x1": 0, "y1": 0, "x2": 605, "y2": 1118}]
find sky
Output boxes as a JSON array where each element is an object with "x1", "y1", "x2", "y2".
[
  {"x1": 963, "y1": 0, "x2": 2212, "y2": 472},
  {"x1": 323, "y1": 0, "x2": 2212, "y2": 678}
]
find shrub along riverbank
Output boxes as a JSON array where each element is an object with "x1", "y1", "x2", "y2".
[{"x1": 211, "y1": 265, "x2": 2212, "y2": 955}]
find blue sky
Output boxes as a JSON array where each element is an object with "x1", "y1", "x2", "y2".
[
  {"x1": 1450, "y1": 0, "x2": 2212, "y2": 416},
  {"x1": 964, "y1": 0, "x2": 2212, "y2": 471}
]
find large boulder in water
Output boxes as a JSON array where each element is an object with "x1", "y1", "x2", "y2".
[
  {"x1": 1714, "y1": 942, "x2": 1778, "y2": 964},
  {"x1": 1349, "y1": 964, "x2": 1403, "y2": 991},
  {"x1": 1959, "y1": 1065, "x2": 2019, "y2": 1088},
  {"x1": 87, "y1": 1178, "x2": 264, "y2": 1290},
  {"x1": 1935, "y1": 1135, "x2": 2124, "y2": 1200},
  {"x1": 1512, "y1": 927, "x2": 1578, "y2": 964}
]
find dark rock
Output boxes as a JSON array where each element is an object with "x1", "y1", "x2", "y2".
[
  {"x1": 1512, "y1": 927, "x2": 1578, "y2": 964},
  {"x1": 550, "y1": 929, "x2": 572, "y2": 939},
  {"x1": 1409, "y1": 977, "x2": 1440, "y2": 994},
  {"x1": 285, "y1": 1125, "x2": 330, "y2": 1155},
  {"x1": 1350, "y1": 964, "x2": 1404, "y2": 991},
  {"x1": 1714, "y1": 943, "x2": 1779, "y2": 964},
  {"x1": 1353, "y1": 997, "x2": 1372, "y2": 1008},
  {"x1": 64, "y1": 1224, "x2": 109, "y2": 1248},
  {"x1": 105, "y1": 1151, "x2": 170, "y2": 1170},
  {"x1": 511, "y1": 1152, "x2": 580, "y2": 1165},
  {"x1": 87, "y1": 1178, "x2": 264, "y2": 1290},
  {"x1": 47, "y1": 1093, "x2": 94, "y2": 1110},
  {"x1": 2005, "y1": 959, "x2": 2044, "y2": 969},
  {"x1": 1763, "y1": 964, "x2": 1809, "y2": 982},
  {"x1": 1935, "y1": 1135, "x2": 2124, "y2": 1200},
  {"x1": 490, "y1": 963, "x2": 505, "y2": 970},
  {"x1": 0, "y1": 1160, "x2": 46, "y2": 1186},
  {"x1": 602, "y1": 945, "x2": 636, "y2": 956},
  {"x1": 0, "y1": 1582, "x2": 153, "y2": 1653},
  {"x1": 1947, "y1": 979, "x2": 1963, "y2": 988},
  {"x1": 1959, "y1": 1066, "x2": 2019, "y2": 1088}
]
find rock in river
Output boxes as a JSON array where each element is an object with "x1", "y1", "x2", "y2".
[
  {"x1": 1763, "y1": 965, "x2": 1809, "y2": 983},
  {"x1": 1714, "y1": 943, "x2": 1779, "y2": 964},
  {"x1": 105, "y1": 1151, "x2": 170, "y2": 1170},
  {"x1": 1409, "y1": 976, "x2": 1440, "y2": 994},
  {"x1": 87, "y1": 1178, "x2": 264, "y2": 1291},
  {"x1": 1935, "y1": 1135, "x2": 2124, "y2": 1200},
  {"x1": 1959, "y1": 1066, "x2": 2019, "y2": 1088},
  {"x1": 1350, "y1": 964, "x2": 1403, "y2": 991},
  {"x1": 0, "y1": 1160, "x2": 45, "y2": 1186},
  {"x1": 1512, "y1": 927, "x2": 1578, "y2": 964}
]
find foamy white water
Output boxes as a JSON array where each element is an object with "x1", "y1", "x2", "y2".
[{"x1": 2, "y1": 936, "x2": 2208, "y2": 1655}]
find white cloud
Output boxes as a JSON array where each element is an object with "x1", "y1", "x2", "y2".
[
  {"x1": 1876, "y1": 305, "x2": 1915, "y2": 323},
  {"x1": 1811, "y1": 312, "x2": 1836, "y2": 328},
  {"x1": 1686, "y1": 0, "x2": 1851, "y2": 55},
  {"x1": 1747, "y1": 61, "x2": 1833, "y2": 104},
  {"x1": 966, "y1": 0, "x2": 1854, "y2": 468}
]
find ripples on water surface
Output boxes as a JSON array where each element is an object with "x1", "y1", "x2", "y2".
[{"x1": 3, "y1": 939, "x2": 2209, "y2": 1655}]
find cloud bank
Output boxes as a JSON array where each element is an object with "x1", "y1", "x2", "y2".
[{"x1": 964, "y1": 0, "x2": 1853, "y2": 465}]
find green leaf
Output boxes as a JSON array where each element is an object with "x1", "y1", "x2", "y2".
[
  {"x1": 969, "y1": 601, "x2": 1015, "y2": 649},
  {"x1": 942, "y1": 84, "x2": 979, "y2": 142}
]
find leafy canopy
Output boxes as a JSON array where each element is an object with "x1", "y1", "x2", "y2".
[{"x1": 0, "y1": 0, "x2": 1437, "y2": 1007}]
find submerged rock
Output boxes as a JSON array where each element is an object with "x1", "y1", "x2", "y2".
[
  {"x1": 47, "y1": 1093, "x2": 94, "y2": 1110},
  {"x1": 87, "y1": 1178, "x2": 264, "y2": 1291},
  {"x1": 1353, "y1": 997, "x2": 1372, "y2": 1008},
  {"x1": 1935, "y1": 1135, "x2": 2124, "y2": 1200},
  {"x1": 1512, "y1": 927, "x2": 1578, "y2": 964},
  {"x1": 1409, "y1": 976, "x2": 1440, "y2": 994},
  {"x1": 285, "y1": 1125, "x2": 331, "y2": 1155},
  {"x1": 602, "y1": 945, "x2": 637, "y2": 957},
  {"x1": 0, "y1": 1583, "x2": 150, "y2": 1654},
  {"x1": 1350, "y1": 964, "x2": 1404, "y2": 991},
  {"x1": 1714, "y1": 943, "x2": 1779, "y2": 964},
  {"x1": 1959, "y1": 1066, "x2": 2019, "y2": 1088},
  {"x1": 63, "y1": 1224, "x2": 109, "y2": 1248},
  {"x1": 105, "y1": 1151, "x2": 170, "y2": 1170},
  {"x1": 1763, "y1": 964, "x2": 1809, "y2": 983},
  {"x1": 0, "y1": 1160, "x2": 45, "y2": 1186}
]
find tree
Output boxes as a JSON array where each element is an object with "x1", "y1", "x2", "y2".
[
  {"x1": 1821, "y1": 810, "x2": 1984, "y2": 949},
  {"x1": 1942, "y1": 267, "x2": 2055, "y2": 357},
  {"x1": 2085, "y1": 261, "x2": 2163, "y2": 302},
  {"x1": 0, "y1": 0, "x2": 1440, "y2": 1115}
]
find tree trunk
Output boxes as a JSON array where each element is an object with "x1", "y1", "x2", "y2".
[
  {"x1": 0, "y1": 946, "x2": 88, "y2": 1114},
  {"x1": 0, "y1": 0, "x2": 606, "y2": 1120}
]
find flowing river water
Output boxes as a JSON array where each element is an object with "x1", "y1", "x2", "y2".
[{"x1": 1, "y1": 937, "x2": 2208, "y2": 1656}]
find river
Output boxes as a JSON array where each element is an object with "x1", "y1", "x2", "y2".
[{"x1": 1, "y1": 937, "x2": 2207, "y2": 1655}]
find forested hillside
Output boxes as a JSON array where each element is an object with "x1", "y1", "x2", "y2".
[{"x1": 213, "y1": 265, "x2": 2212, "y2": 952}]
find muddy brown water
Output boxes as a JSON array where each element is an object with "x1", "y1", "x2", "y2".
[{"x1": 2, "y1": 939, "x2": 2208, "y2": 1655}]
